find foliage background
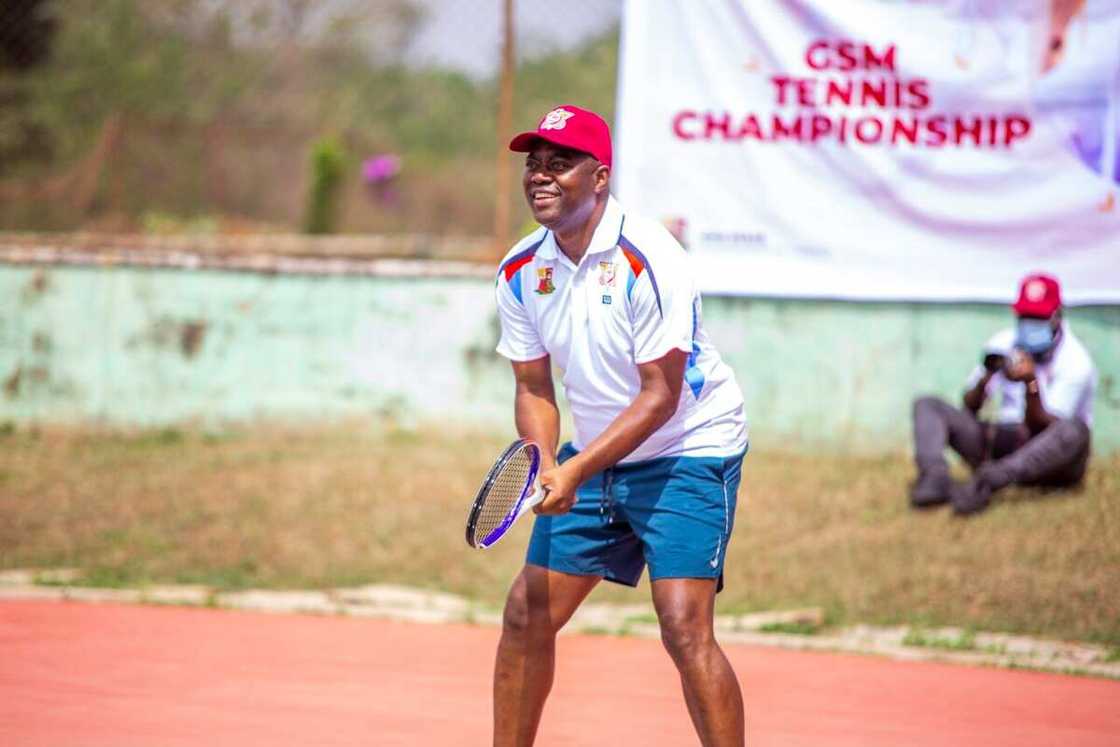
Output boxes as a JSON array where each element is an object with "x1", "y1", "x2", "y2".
[{"x1": 0, "y1": 0, "x2": 620, "y2": 235}]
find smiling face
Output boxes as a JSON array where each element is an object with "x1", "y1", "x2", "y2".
[{"x1": 522, "y1": 141, "x2": 609, "y2": 232}]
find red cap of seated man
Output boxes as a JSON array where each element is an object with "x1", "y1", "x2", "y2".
[
  {"x1": 1012, "y1": 273, "x2": 1062, "y2": 318},
  {"x1": 508, "y1": 105, "x2": 612, "y2": 168}
]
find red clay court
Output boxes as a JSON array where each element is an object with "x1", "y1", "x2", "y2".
[{"x1": 2, "y1": 600, "x2": 1118, "y2": 746}]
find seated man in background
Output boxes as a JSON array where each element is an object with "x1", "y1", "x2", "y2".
[{"x1": 910, "y1": 273, "x2": 1097, "y2": 516}]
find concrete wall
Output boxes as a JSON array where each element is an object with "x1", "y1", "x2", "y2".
[{"x1": 2, "y1": 264, "x2": 1117, "y2": 452}]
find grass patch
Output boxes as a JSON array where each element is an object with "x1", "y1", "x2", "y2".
[
  {"x1": 171, "y1": 562, "x2": 262, "y2": 591},
  {"x1": 903, "y1": 628, "x2": 977, "y2": 651},
  {"x1": 32, "y1": 574, "x2": 77, "y2": 587},
  {"x1": 32, "y1": 578, "x2": 71, "y2": 588},
  {"x1": 81, "y1": 565, "x2": 151, "y2": 589},
  {"x1": 0, "y1": 423, "x2": 1118, "y2": 644},
  {"x1": 617, "y1": 614, "x2": 660, "y2": 637},
  {"x1": 979, "y1": 642, "x2": 1009, "y2": 656},
  {"x1": 757, "y1": 620, "x2": 821, "y2": 636},
  {"x1": 621, "y1": 613, "x2": 659, "y2": 626}
]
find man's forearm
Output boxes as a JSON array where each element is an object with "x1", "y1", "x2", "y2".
[
  {"x1": 563, "y1": 389, "x2": 676, "y2": 483},
  {"x1": 515, "y1": 388, "x2": 561, "y2": 468},
  {"x1": 963, "y1": 373, "x2": 992, "y2": 413},
  {"x1": 1023, "y1": 379, "x2": 1057, "y2": 434}
]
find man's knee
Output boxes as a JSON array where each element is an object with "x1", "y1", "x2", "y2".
[
  {"x1": 1039, "y1": 417, "x2": 1092, "y2": 482},
  {"x1": 1046, "y1": 417, "x2": 1091, "y2": 451},
  {"x1": 912, "y1": 395, "x2": 949, "y2": 419},
  {"x1": 988, "y1": 417, "x2": 1091, "y2": 488},
  {"x1": 500, "y1": 577, "x2": 555, "y2": 642},
  {"x1": 658, "y1": 610, "x2": 714, "y2": 664}
]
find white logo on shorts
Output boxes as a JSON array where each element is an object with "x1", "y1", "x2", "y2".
[{"x1": 540, "y1": 108, "x2": 574, "y2": 131}]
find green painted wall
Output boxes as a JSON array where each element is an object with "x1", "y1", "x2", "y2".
[
  {"x1": 2, "y1": 265, "x2": 1117, "y2": 453},
  {"x1": 705, "y1": 299, "x2": 1118, "y2": 452}
]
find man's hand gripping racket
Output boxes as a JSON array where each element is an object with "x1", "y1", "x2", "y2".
[{"x1": 465, "y1": 439, "x2": 552, "y2": 549}]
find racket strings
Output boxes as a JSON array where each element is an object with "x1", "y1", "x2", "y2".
[{"x1": 474, "y1": 449, "x2": 534, "y2": 540}]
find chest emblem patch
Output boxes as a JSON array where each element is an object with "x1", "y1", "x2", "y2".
[
  {"x1": 598, "y1": 261, "x2": 617, "y2": 287},
  {"x1": 535, "y1": 266, "x2": 556, "y2": 295}
]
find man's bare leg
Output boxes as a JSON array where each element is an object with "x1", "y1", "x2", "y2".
[
  {"x1": 652, "y1": 578, "x2": 744, "y2": 746},
  {"x1": 493, "y1": 565, "x2": 600, "y2": 747}
]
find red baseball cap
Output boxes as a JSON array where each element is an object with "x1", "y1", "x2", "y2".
[
  {"x1": 1012, "y1": 273, "x2": 1062, "y2": 318},
  {"x1": 508, "y1": 105, "x2": 612, "y2": 167}
]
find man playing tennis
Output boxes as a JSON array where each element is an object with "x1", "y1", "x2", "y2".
[{"x1": 493, "y1": 105, "x2": 750, "y2": 746}]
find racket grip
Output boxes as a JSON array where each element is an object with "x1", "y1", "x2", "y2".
[{"x1": 518, "y1": 485, "x2": 549, "y2": 518}]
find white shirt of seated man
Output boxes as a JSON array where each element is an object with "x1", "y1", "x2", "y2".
[{"x1": 966, "y1": 323, "x2": 1097, "y2": 427}]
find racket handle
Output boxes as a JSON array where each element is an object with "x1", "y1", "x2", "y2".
[{"x1": 517, "y1": 485, "x2": 549, "y2": 519}]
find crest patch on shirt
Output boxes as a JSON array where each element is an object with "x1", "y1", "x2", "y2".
[
  {"x1": 535, "y1": 266, "x2": 556, "y2": 295},
  {"x1": 598, "y1": 261, "x2": 617, "y2": 287}
]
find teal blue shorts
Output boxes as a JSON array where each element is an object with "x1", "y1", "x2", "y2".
[{"x1": 526, "y1": 442, "x2": 747, "y2": 591}]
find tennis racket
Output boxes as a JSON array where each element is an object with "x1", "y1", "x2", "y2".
[{"x1": 465, "y1": 439, "x2": 549, "y2": 549}]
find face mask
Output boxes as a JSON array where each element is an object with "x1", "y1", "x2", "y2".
[{"x1": 1016, "y1": 318, "x2": 1055, "y2": 357}]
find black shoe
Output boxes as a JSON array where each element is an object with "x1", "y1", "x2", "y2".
[
  {"x1": 950, "y1": 477, "x2": 992, "y2": 516},
  {"x1": 910, "y1": 470, "x2": 951, "y2": 508}
]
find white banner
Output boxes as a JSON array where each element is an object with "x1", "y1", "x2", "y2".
[{"x1": 614, "y1": 0, "x2": 1120, "y2": 304}]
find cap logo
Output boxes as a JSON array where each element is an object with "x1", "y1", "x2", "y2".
[
  {"x1": 1025, "y1": 280, "x2": 1046, "y2": 301},
  {"x1": 540, "y1": 108, "x2": 574, "y2": 131}
]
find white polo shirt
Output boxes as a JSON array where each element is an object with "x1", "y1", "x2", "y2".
[
  {"x1": 967, "y1": 323, "x2": 1097, "y2": 426},
  {"x1": 495, "y1": 196, "x2": 748, "y2": 463}
]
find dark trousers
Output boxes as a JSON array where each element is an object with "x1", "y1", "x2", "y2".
[{"x1": 912, "y1": 396, "x2": 1091, "y2": 488}]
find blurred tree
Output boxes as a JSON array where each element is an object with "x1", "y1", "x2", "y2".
[
  {"x1": 0, "y1": 0, "x2": 55, "y2": 69},
  {"x1": 514, "y1": 28, "x2": 619, "y2": 135},
  {"x1": 15, "y1": 0, "x2": 248, "y2": 163},
  {"x1": 5, "y1": 0, "x2": 422, "y2": 167},
  {"x1": 0, "y1": 0, "x2": 621, "y2": 235},
  {"x1": 304, "y1": 136, "x2": 346, "y2": 234},
  {"x1": 0, "y1": 0, "x2": 56, "y2": 173}
]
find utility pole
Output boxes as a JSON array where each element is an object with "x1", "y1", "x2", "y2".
[{"x1": 493, "y1": 0, "x2": 515, "y2": 260}]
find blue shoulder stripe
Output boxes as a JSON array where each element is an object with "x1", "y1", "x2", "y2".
[
  {"x1": 618, "y1": 234, "x2": 663, "y2": 318},
  {"x1": 684, "y1": 299, "x2": 705, "y2": 398},
  {"x1": 497, "y1": 234, "x2": 547, "y2": 305}
]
